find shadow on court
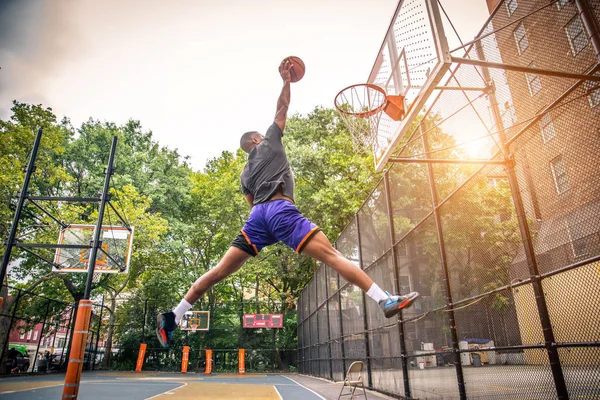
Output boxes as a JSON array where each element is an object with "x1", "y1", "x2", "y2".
[{"x1": 0, "y1": 371, "x2": 392, "y2": 400}]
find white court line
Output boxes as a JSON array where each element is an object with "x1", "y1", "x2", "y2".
[
  {"x1": 281, "y1": 375, "x2": 327, "y2": 400},
  {"x1": 273, "y1": 385, "x2": 284, "y2": 400},
  {"x1": 144, "y1": 382, "x2": 187, "y2": 400},
  {"x1": 0, "y1": 384, "x2": 63, "y2": 395}
]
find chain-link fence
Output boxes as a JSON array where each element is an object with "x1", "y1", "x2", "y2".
[
  {"x1": 298, "y1": 1, "x2": 600, "y2": 399},
  {"x1": 0, "y1": 286, "x2": 297, "y2": 375},
  {"x1": 99, "y1": 299, "x2": 297, "y2": 373},
  {"x1": 0, "y1": 285, "x2": 104, "y2": 375}
]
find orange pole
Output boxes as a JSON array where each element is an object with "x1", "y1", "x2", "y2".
[
  {"x1": 204, "y1": 349, "x2": 212, "y2": 374},
  {"x1": 181, "y1": 346, "x2": 190, "y2": 373},
  {"x1": 62, "y1": 300, "x2": 93, "y2": 400},
  {"x1": 135, "y1": 343, "x2": 147, "y2": 372},
  {"x1": 238, "y1": 348, "x2": 245, "y2": 375}
]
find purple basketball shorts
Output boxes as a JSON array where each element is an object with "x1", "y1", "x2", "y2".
[{"x1": 237, "y1": 199, "x2": 320, "y2": 255}]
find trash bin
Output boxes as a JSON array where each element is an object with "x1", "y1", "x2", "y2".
[
  {"x1": 37, "y1": 359, "x2": 48, "y2": 372},
  {"x1": 472, "y1": 353, "x2": 482, "y2": 367}
]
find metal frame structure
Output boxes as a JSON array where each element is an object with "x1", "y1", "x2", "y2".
[{"x1": 0, "y1": 133, "x2": 130, "y2": 292}]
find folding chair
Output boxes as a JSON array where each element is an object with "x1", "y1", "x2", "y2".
[{"x1": 337, "y1": 361, "x2": 368, "y2": 399}]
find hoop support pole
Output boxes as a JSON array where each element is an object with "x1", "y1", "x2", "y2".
[{"x1": 62, "y1": 300, "x2": 93, "y2": 400}]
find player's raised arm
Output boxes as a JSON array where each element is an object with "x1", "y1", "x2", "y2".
[{"x1": 274, "y1": 59, "x2": 292, "y2": 132}]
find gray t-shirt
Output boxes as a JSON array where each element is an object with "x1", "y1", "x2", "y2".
[{"x1": 240, "y1": 123, "x2": 295, "y2": 204}]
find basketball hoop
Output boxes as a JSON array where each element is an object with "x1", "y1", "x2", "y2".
[{"x1": 334, "y1": 84, "x2": 405, "y2": 152}]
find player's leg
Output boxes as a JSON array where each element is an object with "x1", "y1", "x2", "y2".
[
  {"x1": 156, "y1": 245, "x2": 252, "y2": 347},
  {"x1": 301, "y1": 231, "x2": 419, "y2": 318},
  {"x1": 268, "y1": 200, "x2": 419, "y2": 318}
]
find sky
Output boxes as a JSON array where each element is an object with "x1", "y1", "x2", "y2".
[{"x1": 0, "y1": 0, "x2": 491, "y2": 171}]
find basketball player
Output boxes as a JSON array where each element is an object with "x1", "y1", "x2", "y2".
[{"x1": 156, "y1": 59, "x2": 419, "y2": 347}]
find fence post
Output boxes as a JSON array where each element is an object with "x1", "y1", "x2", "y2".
[
  {"x1": 419, "y1": 130, "x2": 467, "y2": 400},
  {"x1": 476, "y1": 40, "x2": 569, "y2": 400},
  {"x1": 92, "y1": 296, "x2": 105, "y2": 370},
  {"x1": 60, "y1": 306, "x2": 75, "y2": 367},
  {"x1": 141, "y1": 299, "x2": 147, "y2": 344},
  {"x1": 383, "y1": 171, "x2": 413, "y2": 399},
  {"x1": 336, "y1": 269, "x2": 347, "y2": 379},
  {"x1": 33, "y1": 299, "x2": 52, "y2": 371},
  {"x1": 324, "y1": 267, "x2": 334, "y2": 381},
  {"x1": 355, "y1": 214, "x2": 373, "y2": 388},
  {"x1": 1, "y1": 288, "x2": 22, "y2": 368}
]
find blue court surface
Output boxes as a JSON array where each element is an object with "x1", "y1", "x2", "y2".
[{"x1": 0, "y1": 371, "x2": 392, "y2": 400}]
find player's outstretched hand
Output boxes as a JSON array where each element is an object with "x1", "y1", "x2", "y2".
[{"x1": 279, "y1": 59, "x2": 292, "y2": 83}]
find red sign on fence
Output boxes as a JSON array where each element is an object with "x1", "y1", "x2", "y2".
[{"x1": 243, "y1": 314, "x2": 283, "y2": 328}]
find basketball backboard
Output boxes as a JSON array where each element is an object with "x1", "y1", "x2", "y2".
[
  {"x1": 53, "y1": 224, "x2": 134, "y2": 274},
  {"x1": 368, "y1": 0, "x2": 451, "y2": 171},
  {"x1": 180, "y1": 311, "x2": 210, "y2": 332}
]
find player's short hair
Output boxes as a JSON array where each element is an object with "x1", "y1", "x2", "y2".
[{"x1": 240, "y1": 131, "x2": 260, "y2": 153}]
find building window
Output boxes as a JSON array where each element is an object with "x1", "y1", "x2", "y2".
[
  {"x1": 539, "y1": 113, "x2": 555, "y2": 142},
  {"x1": 33, "y1": 331, "x2": 38, "y2": 341},
  {"x1": 27, "y1": 330, "x2": 32, "y2": 340},
  {"x1": 557, "y1": 0, "x2": 570, "y2": 10},
  {"x1": 19, "y1": 332, "x2": 25, "y2": 340},
  {"x1": 514, "y1": 22, "x2": 529, "y2": 55},
  {"x1": 584, "y1": 79, "x2": 600, "y2": 108},
  {"x1": 550, "y1": 156, "x2": 570, "y2": 194},
  {"x1": 566, "y1": 15, "x2": 589, "y2": 55},
  {"x1": 567, "y1": 218, "x2": 589, "y2": 258},
  {"x1": 526, "y1": 64, "x2": 542, "y2": 96},
  {"x1": 506, "y1": 0, "x2": 518, "y2": 16}
]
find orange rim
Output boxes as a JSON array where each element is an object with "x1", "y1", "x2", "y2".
[{"x1": 334, "y1": 83, "x2": 388, "y2": 118}]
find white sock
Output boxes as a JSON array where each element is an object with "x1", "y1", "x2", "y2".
[
  {"x1": 173, "y1": 298, "x2": 193, "y2": 324},
  {"x1": 366, "y1": 283, "x2": 389, "y2": 303}
]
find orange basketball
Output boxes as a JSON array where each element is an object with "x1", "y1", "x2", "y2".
[{"x1": 283, "y1": 56, "x2": 305, "y2": 83}]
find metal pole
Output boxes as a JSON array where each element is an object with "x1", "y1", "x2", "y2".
[
  {"x1": 389, "y1": 158, "x2": 507, "y2": 165},
  {"x1": 419, "y1": 126, "x2": 467, "y2": 400},
  {"x1": 0, "y1": 129, "x2": 43, "y2": 299},
  {"x1": 575, "y1": 0, "x2": 600, "y2": 62},
  {"x1": 324, "y1": 267, "x2": 334, "y2": 381},
  {"x1": 476, "y1": 40, "x2": 569, "y2": 400},
  {"x1": 383, "y1": 171, "x2": 412, "y2": 399},
  {"x1": 354, "y1": 214, "x2": 373, "y2": 388},
  {"x1": 33, "y1": 300, "x2": 52, "y2": 371},
  {"x1": 83, "y1": 136, "x2": 118, "y2": 300},
  {"x1": 92, "y1": 296, "x2": 105, "y2": 370},
  {"x1": 451, "y1": 56, "x2": 600, "y2": 82},
  {"x1": 336, "y1": 270, "x2": 347, "y2": 379}
]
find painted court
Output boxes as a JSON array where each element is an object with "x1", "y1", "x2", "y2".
[{"x1": 0, "y1": 372, "x2": 391, "y2": 400}]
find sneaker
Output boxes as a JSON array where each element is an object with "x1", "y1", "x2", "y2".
[
  {"x1": 156, "y1": 311, "x2": 177, "y2": 348},
  {"x1": 379, "y1": 291, "x2": 420, "y2": 318}
]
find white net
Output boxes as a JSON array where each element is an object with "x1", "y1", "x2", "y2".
[{"x1": 335, "y1": 84, "x2": 387, "y2": 153}]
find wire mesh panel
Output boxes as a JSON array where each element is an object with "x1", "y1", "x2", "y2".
[
  {"x1": 328, "y1": 293, "x2": 345, "y2": 381},
  {"x1": 364, "y1": 253, "x2": 404, "y2": 396},
  {"x1": 357, "y1": 180, "x2": 391, "y2": 265},
  {"x1": 339, "y1": 284, "x2": 367, "y2": 367},
  {"x1": 336, "y1": 217, "x2": 360, "y2": 288}
]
